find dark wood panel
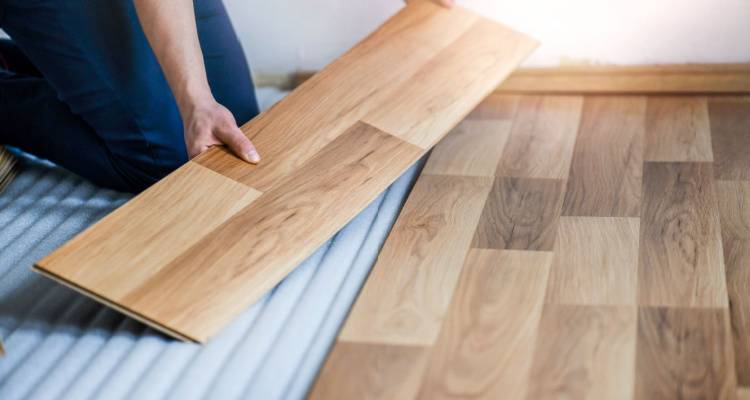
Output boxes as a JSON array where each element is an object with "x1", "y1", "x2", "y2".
[
  {"x1": 562, "y1": 96, "x2": 645, "y2": 217},
  {"x1": 709, "y1": 97, "x2": 750, "y2": 180},
  {"x1": 638, "y1": 162, "x2": 727, "y2": 307},
  {"x1": 717, "y1": 180, "x2": 750, "y2": 385},
  {"x1": 635, "y1": 307, "x2": 736, "y2": 400},
  {"x1": 472, "y1": 177, "x2": 565, "y2": 251}
]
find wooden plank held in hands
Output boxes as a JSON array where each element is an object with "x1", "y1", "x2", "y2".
[{"x1": 33, "y1": 2, "x2": 538, "y2": 343}]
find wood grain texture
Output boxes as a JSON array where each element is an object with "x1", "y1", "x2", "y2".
[
  {"x1": 562, "y1": 96, "x2": 645, "y2": 217},
  {"x1": 495, "y1": 64, "x2": 750, "y2": 94},
  {"x1": 645, "y1": 96, "x2": 713, "y2": 161},
  {"x1": 472, "y1": 177, "x2": 565, "y2": 251},
  {"x1": 717, "y1": 181, "x2": 750, "y2": 385},
  {"x1": 339, "y1": 174, "x2": 492, "y2": 346},
  {"x1": 634, "y1": 307, "x2": 736, "y2": 400},
  {"x1": 709, "y1": 96, "x2": 750, "y2": 180},
  {"x1": 417, "y1": 249, "x2": 551, "y2": 400},
  {"x1": 526, "y1": 305, "x2": 637, "y2": 400},
  {"x1": 36, "y1": 162, "x2": 261, "y2": 299},
  {"x1": 496, "y1": 95, "x2": 583, "y2": 179},
  {"x1": 422, "y1": 119, "x2": 512, "y2": 178},
  {"x1": 363, "y1": 17, "x2": 538, "y2": 148},
  {"x1": 638, "y1": 162, "x2": 727, "y2": 308},
  {"x1": 545, "y1": 217, "x2": 640, "y2": 306},
  {"x1": 309, "y1": 342, "x2": 430, "y2": 400},
  {"x1": 35, "y1": 4, "x2": 536, "y2": 342},
  {"x1": 120, "y1": 123, "x2": 421, "y2": 341}
]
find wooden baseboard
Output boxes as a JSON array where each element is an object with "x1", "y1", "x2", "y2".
[{"x1": 294, "y1": 64, "x2": 750, "y2": 94}]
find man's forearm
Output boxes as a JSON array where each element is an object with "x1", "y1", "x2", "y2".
[{"x1": 134, "y1": 0, "x2": 212, "y2": 117}]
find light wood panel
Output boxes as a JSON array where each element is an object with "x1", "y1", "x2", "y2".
[
  {"x1": 496, "y1": 64, "x2": 750, "y2": 94},
  {"x1": 339, "y1": 174, "x2": 492, "y2": 346},
  {"x1": 562, "y1": 96, "x2": 645, "y2": 217},
  {"x1": 717, "y1": 180, "x2": 750, "y2": 385},
  {"x1": 545, "y1": 217, "x2": 639, "y2": 306},
  {"x1": 309, "y1": 342, "x2": 430, "y2": 400},
  {"x1": 645, "y1": 96, "x2": 713, "y2": 162},
  {"x1": 363, "y1": 17, "x2": 537, "y2": 148},
  {"x1": 634, "y1": 307, "x2": 736, "y2": 400},
  {"x1": 417, "y1": 249, "x2": 551, "y2": 400},
  {"x1": 34, "y1": 3, "x2": 536, "y2": 342},
  {"x1": 638, "y1": 162, "x2": 727, "y2": 308},
  {"x1": 472, "y1": 177, "x2": 565, "y2": 251},
  {"x1": 709, "y1": 97, "x2": 750, "y2": 181},
  {"x1": 526, "y1": 305, "x2": 637, "y2": 400},
  {"x1": 496, "y1": 95, "x2": 583, "y2": 179},
  {"x1": 422, "y1": 119, "x2": 512, "y2": 178}
]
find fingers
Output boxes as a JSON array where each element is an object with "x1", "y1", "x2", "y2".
[{"x1": 215, "y1": 123, "x2": 261, "y2": 164}]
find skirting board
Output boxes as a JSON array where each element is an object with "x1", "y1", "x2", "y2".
[
  {"x1": 33, "y1": 2, "x2": 537, "y2": 343},
  {"x1": 293, "y1": 63, "x2": 750, "y2": 94}
]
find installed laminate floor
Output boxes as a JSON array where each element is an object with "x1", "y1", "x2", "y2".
[{"x1": 310, "y1": 94, "x2": 750, "y2": 399}]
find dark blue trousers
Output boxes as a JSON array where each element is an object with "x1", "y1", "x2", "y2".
[{"x1": 0, "y1": 0, "x2": 259, "y2": 192}]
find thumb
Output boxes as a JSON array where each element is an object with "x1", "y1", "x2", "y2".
[{"x1": 215, "y1": 124, "x2": 261, "y2": 164}]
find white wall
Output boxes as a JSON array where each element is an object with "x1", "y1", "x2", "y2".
[{"x1": 225, "y1": 0, "x2": 750, "y2": 75}]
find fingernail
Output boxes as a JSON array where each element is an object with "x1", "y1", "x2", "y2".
[{"x1": 246, "y1": 150, "x2": 261, "y2": 163}]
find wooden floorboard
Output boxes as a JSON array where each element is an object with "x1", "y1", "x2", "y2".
[
  {"x1": 416, "y1": 249, "x2": 551, "y2": 400},
  {"x1": 312, "y1": 93, "x2": 748, "y2": 398},
  {"x1": 34, "y1": 3, "x2": 536, "y2": 342},
  {"x1": 562, "y1": 96, "x2": 645, "y2": 217},
  {"x1": 527, "y1": 305, "x2": 637, "y2": 400},
  {"x1": 717, "y1": 180, "x2": 750, "y2": 385},
  {"x1": 471, "y1": 177, "x2": 565, "y2": 251},
  {"x1": 638, "y1": 162, "x2": 727, "y2": 308},
  {"x1": 645, "y1": 96, "x2": 713, "y2": 162},
  {"x1": 709, "y1": 97, "x2": 750, "y2": 181},
  {"x1": 634, "y1": 307, "x2": 736, "y2": 400}
]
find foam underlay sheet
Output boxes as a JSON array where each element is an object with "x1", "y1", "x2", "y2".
[{"x1": 0, "y1": 89, "x2": 421, "y2": 399}]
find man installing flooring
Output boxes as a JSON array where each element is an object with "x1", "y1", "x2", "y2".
[{"x1": 0, "y1": 0, "x2": 451, "y2": 193}]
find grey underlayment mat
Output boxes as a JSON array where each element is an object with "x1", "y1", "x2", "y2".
[{"x1": 0, "y1": 88, "x2": 422, "y2": 399}]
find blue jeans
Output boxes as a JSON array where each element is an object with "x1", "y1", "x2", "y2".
[{"x1": 0, "y1": 0, "x2": 259, "y2": 192}]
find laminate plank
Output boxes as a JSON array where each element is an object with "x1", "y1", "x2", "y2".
[
  {"x1": 422, "y1": 119, "x2": 512, "y2": 178},
  {"x1": 634, "y1": 307, "x2": 736, "y2": 400},
  {"x1": 740, "y1": 387, "x2": 750, "y2": 400},
  {"x1": 363, "y1": 17, "x2": 538, "y2": 148},
  {"x1": 417, "y1": 249, "x2": 552, "y2": 400},
  {"x1": 709, "y1": 96, "x2": 750, "y2": 180},
  {"x1": 36, "y1": 162, "x2": 261, "y2": 299},
  {"x1": 471, "y1": 177, "x2": 565, "y2": 251},
  {"x1": 117, "y1": 123, "x2": 421, "y2": 342},
  {"x1": 496, "y1": 95, "x2": 583, "y2": 179},
  {"x1": 309, "y1": 342, "x2": 430, "y2": 400},
  {"x1": 339, "y1": 174, "x2": 493, "y2": 346},
  {"x1": 717, "y1": 180, "x2": 750, "y2": 385},
  {"x1": 35, "y1": 4, "x2": 536, "y2": 342},
  {"x1": 545, "y1": 217, "x2": 639, "y2": 306},
  {"x1": 638, "y1": 162, "x2": 727, "y2": 308},
  {"x1": 645, "y1": 96, "x2": 713, "y2": 161},
  {"x1": 561, "y1": 96, "x2": 645, "y2": 217},
  {"x1": 194, "y1": 1, "x2": 480, "y2": 191},
  {"x1": 526, "y1": 305, "x2": 637, "y2": 400}
]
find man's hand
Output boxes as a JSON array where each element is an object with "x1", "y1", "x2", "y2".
[
  {"x1": 134, "y1": 0, "x2": 260, "y2": 164},
  {"x1": 182, "y1": 98, "x2": 260, "y2": 163},
  {"x1": 405, "y1": 0, "x2": 455, "y2": 7}
]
